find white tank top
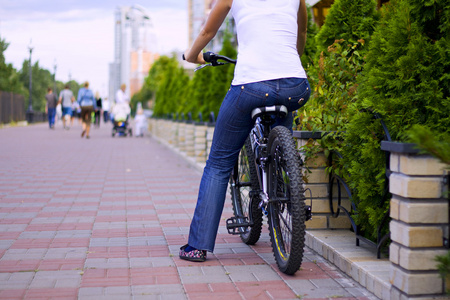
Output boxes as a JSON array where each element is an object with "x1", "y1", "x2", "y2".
[{"x1": 231, "y1": 0, "x2": 307, "y2": 85}]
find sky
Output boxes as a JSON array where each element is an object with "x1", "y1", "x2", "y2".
[{"x1": 0, "y1": 0, "x2": 189, "y2": 97}]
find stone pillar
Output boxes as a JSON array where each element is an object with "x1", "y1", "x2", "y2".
[
  {"x1": 383, "y1": 142, "x2": 449, "y2": 299},
  {"x1": 155, "y1": 119, "x2": 163, "y2": 139},
  {"x1": 178, "y1": 122, "x2": 186, "y2": 152},
  {"x1": 169, "y1": 120, "x2": 178, "y2": 145},
  {"x1": 294, "y1": 131, "x2": 351, "y2": 230},
  {"x1": 194, "y1": 123, "x2": 207, "y2": 163},
  {"x1": 185, "y1": 122, "x2": 195, "y2": 157}
]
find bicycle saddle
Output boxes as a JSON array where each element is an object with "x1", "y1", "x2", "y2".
[{"x1": 251, "y1": 105, "x2": 288, "y2": 121}]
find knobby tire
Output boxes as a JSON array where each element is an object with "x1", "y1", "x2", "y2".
[{"x1": 267, "y1": 126, "x2": 306, "y2": 275}]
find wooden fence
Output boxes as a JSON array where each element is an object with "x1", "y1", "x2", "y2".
[{"x1": 0, "y1": 91, "x2": 25, "y2": 124}]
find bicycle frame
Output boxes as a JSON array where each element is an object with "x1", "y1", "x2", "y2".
[{"x1": 249, "y1": 115, "x2": 278, "y2": 215}]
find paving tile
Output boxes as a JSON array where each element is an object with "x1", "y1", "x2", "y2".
[
  {"x1": 132, "y1": 284, "x2": 187, "y2": 300},
  {"x1": 0, "y1": 272, "x2": 35, "y2": 289},
  {"x1": 129, "y1": 257, "x2": 174, "y2": 268},
  {"x1": 29, "y1": 270, "x2": 82, "y2": 288},
  {"x1": 84, "y1": 258, "x2": 130, "y2": 269},
  {"x1": 78, "y1": 286, "x2": 133, "y2": 300},
  {"x1": 225, "y1": 265, "x2": 282, "y2": 282},
  {"x1": 235, "y1": 280, "x2": 299, "y2": 299},
  {"x1": 178, "y1": 266, "x2": 231, "y2": 284},
  {"x1": 80, "y1": 268, "x2": 130, "y2": 287},
  {"x1": 184, "y1": 282, "x2": 241, "y2": 300},
  {"x1": 0, "y1": 289, "x2": 27, "y2": 299},
  {"x1": 24, "y1": 288, "x2": 79, "y2": 299},
  {"x1": 2, "y1": 248, "x2": 48, "y2": 260}
]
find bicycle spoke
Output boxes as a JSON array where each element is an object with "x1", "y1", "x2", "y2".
[{"x1": 229, "y1": 136, "x2": 262, "y2": 244}]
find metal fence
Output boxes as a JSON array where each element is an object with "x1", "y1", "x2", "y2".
[{"x1": 0, "y1": 91, "x2": 26, "y2": 124}]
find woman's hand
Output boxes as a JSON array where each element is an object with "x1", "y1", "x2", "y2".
[{"x1": 184, "y1": 49, "x2": 206, "y2": 65}]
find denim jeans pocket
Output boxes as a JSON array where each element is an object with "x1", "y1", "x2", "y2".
[
  {"x1": 233, "y1": 84, "x2": 269, "y2": 113},
  {"x1": 284, "y1": 80, "x2": 311, "y2": 111}
]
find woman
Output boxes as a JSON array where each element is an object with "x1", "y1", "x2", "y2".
[
  {"x1": 180, "y1": 0, "x2": 310, "y2": 262},
  {"x1": 77, "y1": 81, "x2": 97, "y2": 139}
]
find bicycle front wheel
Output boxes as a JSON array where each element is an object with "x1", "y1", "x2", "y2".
[
  {"x1": 267, "y1": 126, "x2": 306, "y2": 275},
  {"x1": 229, "y1": 136, "x2": 263, "y2": 245}
]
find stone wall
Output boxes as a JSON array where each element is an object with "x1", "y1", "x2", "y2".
[{"x1": 385, "y1": 145, "x2": 449, "y2": 299}]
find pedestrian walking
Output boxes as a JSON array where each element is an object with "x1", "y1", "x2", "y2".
[
  {"x1": 59, "y1": 84, "x2": 75, "y2": 130},
  {"x1": 115, "y1": 83, "x2": 129, "y2": 104},
  {"x1": 102, "y1": 97, "x2": 110, "y2": 123},
  {"x1": 94, "y1": 91, "x2": 102, "y2": 128},
  {"x1": 71, "y1": 100, "x2": 80, "y2": 127},
  {"x1": 77, "y1": 81, "x2": 97, "y2": 139},
  {"x1": 45, "y1": 87, "x2": 58, "y2": 129},
  {"x1": 134, "y1": 107, "x2": 147, "y2": 137},
  {"x1": 180, "y1": 0, "x2": 310, "y2": 262}
]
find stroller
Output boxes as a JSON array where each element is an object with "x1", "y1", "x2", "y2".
[{"x1": 111, "y1": 102, "x2": 132, "y2": 137}]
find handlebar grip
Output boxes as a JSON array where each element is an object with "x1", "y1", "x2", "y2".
[{"x1": 203, "y1": 51, "x2": 214, "y2": 63}]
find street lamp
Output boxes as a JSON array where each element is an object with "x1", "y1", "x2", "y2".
[
  {"x1": 26, "y1": 40, "x2": 34, "y2": 123},
  {"x1": 53, "y1": 59, "x2": 57, "y2": 95}
]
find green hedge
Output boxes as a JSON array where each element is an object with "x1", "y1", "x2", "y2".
[
  {"x1": 139, "y1": 31, "x2": 236, "y2": 121},
  {"x1": 298, "y1": 0, "x2": 450, "y2": 241}
]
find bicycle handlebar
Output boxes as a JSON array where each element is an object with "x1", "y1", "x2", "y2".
[
  {"x1": 203, "y1": 52, "x2": 236, "y2": 65},
  {"x1": 182, "y1": 52, "x2": 236, "y2": 71}
]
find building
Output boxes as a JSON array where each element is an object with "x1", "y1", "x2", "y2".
[
  {"x1": 307, "y1": 0, "x2": 390, "y2": 27},
  {"x1": 109, "y1": 5, "x2": 159, "y2": 102},
  {"x1": 188, "y1": 0, "x2": 213, "y2": 47},
  {"x1": 187, "y1": 0, "x2": 235, "y2": 52}
]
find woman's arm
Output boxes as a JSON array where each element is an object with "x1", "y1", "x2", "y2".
[
  {"x1": 297, "y1": 0, "x2": 308, "y2": 57},
  {"x1": 184, "y1": 0, "x2": 232, "y2": 64}
]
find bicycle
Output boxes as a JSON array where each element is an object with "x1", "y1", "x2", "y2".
[{"x1": 186, "y1": 52, "x2": 312, "y2": 275}]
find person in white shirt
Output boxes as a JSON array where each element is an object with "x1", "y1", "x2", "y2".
[
  {"x1": 134, "y1": 108, "x2": 147, "y2": 137},
  {"x1": 115, "y1": 84, "x2": 129, "y2": 104}
]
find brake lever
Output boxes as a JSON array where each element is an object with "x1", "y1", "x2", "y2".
[
  {"x1": 194, "y1": 64, "x2": 212, "y2": 72},
  {"x1": 211, "y1": 61, "x2": 225, "y2": 67}
]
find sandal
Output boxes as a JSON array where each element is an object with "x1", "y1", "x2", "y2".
[{"x1": 179, "y1": 244, "x2": 207, "y2": 262}]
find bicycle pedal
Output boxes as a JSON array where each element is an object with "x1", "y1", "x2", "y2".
[{"x1": 226, "y1": 217, "x2": 250, "y2": 235}]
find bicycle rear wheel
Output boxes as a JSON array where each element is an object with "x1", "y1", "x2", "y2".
[
  {"x1": 267, "y1": 126, "x2": 306, "y2": 275},
  {"x1": 229, "y1": 136, "x2": 263, "y2": 245}
]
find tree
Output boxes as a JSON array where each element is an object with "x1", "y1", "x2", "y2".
[
  {"x1": 0, "y1": 38, "x2": 26, "y2": 95},
  {"x1": 202, "y1": 30, "x2": 237, "y2": 119},
  {"x1": 151, "y1": 56, "x2": 189, "y2": 117},
  {"x1": 19, "y1": 60, "x2": 55, "y2": 112},
  {"x1": 181, "y1": 30, "x2": 237, "y2": 121},
  {"x1": 314, "y1": 0, "x2": 379, "y2": 55}
]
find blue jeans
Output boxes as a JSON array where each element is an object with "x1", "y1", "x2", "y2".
[
  {"x1": 62, "y1": 106, "x2": 73, "y2": 117},
  {"x1": 47, "y1": 108, "x2": 56, "y2": 128},
  {"x1": 188, "y1": 77, "x2": 310, "y2": 252}
]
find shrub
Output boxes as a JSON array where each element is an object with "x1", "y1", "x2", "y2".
[
  {"x1": 340, "y1": 0, "x2": 450, "y2": 240},
  {"x1": 314, "y1": 0, "x2": 379, "y2": 55}
]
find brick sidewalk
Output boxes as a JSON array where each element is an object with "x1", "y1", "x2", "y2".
[{"x1": 0, "y1": 121, "x2": 378, "y2": 299}]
